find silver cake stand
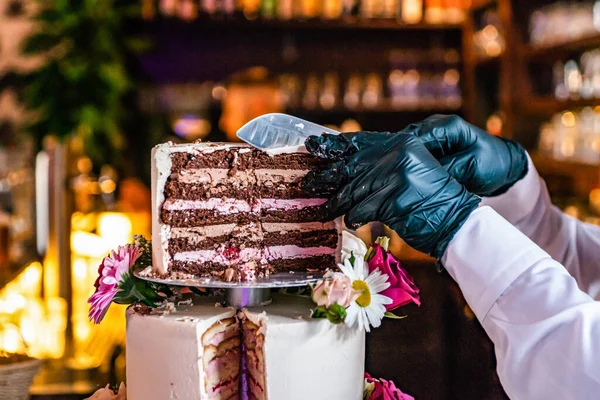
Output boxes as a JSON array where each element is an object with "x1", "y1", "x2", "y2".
[{"x1": 134, "y1": 271, "x2": 323, "y2": 308}]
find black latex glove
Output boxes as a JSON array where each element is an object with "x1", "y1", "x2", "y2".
[
  {"x1": 304, "y1": 132, "x2": 481, "y2": 259},
  {"x1": 407, "y1": 115, "x2": 528, "y2": 197}
]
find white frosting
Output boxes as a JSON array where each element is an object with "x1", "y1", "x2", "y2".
[
  {"x1": 264, "y1": 144, "x2": 308, "y2": 156},
  {"x1": 173, "y1": 245, "x2": 336, "y2": 264},
  {"x1": 126, "y1": 295, "x2": 364, "y2": 400},
  {"x1": 126, "y1": 298, "x2": 236, "y2": 400},
  {"x1": 244, "y1": 295, "x2": 365, "y2": 400}
]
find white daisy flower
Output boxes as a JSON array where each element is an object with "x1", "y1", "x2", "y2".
[{"x1": 338, "y1": 252, "x2": 393, "y2": 332}]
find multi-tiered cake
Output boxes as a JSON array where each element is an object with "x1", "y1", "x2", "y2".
[
  {"x1": 151, "y1": 142, "x2": 339, "y2": 281},
  {"x1": 126, "y1": 142, "x2": 364, "y2": 400}
]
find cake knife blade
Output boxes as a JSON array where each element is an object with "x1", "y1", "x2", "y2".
[{"x1": 236, "y1": 113, "x2": 339, "y2": 150}]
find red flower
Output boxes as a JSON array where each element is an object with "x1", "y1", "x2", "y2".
[
  {"x1": 364, "y1": 373, "x2": 414, "y2": 400},
  {"x1": 367, "y1": 244, "x2": 420, "y2": 311}
]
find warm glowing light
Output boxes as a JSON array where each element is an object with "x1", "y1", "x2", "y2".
[
  {"x1": 71, "y1": 231, "x2": 109, "y2": 258},
  {"x1": 561, "y1": 111, "x2": 576, "y2": 127},
  {"x1": 22, "y1": 262, "x2": 42, "y2": 288},
  {"x1": 99, "y1": 179, "x2": 116, "y2": 194},
  {"x1": 590, "y1": 189, "x2": 600, "y2": 207},
  {"x1": 2, "y1": 328, "x2": 22, "y2": 353},
  {"x1": 482, "y1": 25, "x2": 499, "y2": 41},
  {"x1": 73, "y1": 258, "x2": 88, "y2": 280},
  {"x1": 443, "y1": 69, "x2": 460, "y2": 85},
  {"x1": 97, "y1": 213, "x2": 132, "y2": 250}
]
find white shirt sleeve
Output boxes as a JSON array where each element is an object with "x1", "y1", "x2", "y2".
[
  {"x1": 442, "y1": 206, "x2": 600, "y2": 400},
  {"x1": 482, "y1": 154, "x2": 600, "y2": 299}
]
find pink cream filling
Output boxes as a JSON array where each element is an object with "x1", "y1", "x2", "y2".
[
  {"x1": 162, "y1": 198, "x2": 327, "y2": 214},
  {"x1": 203, "y1": 328, "x2": 240, "y2": 347},
  {"x1": 173, "y1": 245, "x2": 336, "y2": 264}
]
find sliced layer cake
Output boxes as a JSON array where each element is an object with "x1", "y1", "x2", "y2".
[
  {"x1": 151, "y1": 142, "x2": 339, "y2": 281},
  {"x1": 126, "y1": 295, "x2": 365, "y2": 400}
]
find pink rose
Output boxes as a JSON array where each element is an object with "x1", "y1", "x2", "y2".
[
  {"x1": 364, "y1": 373, "x2": 414, "y2": 400},
  {"x1": 367, "y1": 244, "x2": 420, "y2": 311},
  {"x1": 312, "y1": 271, "x2": 359, "y2": 308},
  {"x1": 88, "y1": 245, "x2": 141, "y2": 324}
]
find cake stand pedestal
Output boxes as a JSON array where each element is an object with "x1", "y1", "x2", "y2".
[
  {"x1": 134, "y1": 270, "x2": 323, "y2": 308},
  {"x1": 225, "y1": 287, "x2": 271, "y2": 308}
]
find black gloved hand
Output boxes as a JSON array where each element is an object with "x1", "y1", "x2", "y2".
[
  {"x1": 407, "y1": 115, "x2": 528, "y2": 197},
  {"x1": 304, "y1": 132, "x2": 481, "y2": 259}
]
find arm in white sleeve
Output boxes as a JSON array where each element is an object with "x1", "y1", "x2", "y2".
[
  {"x1": 443, "y1": 206, "x2": 600, "y2": 400},
  {"x1": 482, "y1": 154, "x2": 600, "y2": 299}
]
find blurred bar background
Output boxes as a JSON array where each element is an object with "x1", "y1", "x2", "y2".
[{"x1": 1, "y1": 0, "x2": 600, "y2": 399}]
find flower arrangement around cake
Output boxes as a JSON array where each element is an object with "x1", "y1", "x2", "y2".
[
  {"x1": 310, "y1": 231, "x2": 420, "y2": 332},
  {"x1": 87, "y1": 232, "x2": 418, "y2": 400}
]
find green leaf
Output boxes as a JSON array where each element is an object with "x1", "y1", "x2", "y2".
[
  {"x1": 329, "y1": 303, "x2": 347, "y2": 320},
  {"x1": 311, "y1": 305, "x2": 328, "y2": 319},
  {"x1": 384, "y1": 311, "x2": 407, "y2": 320},
  {"x1": 23, "y1": 33, "x2": 62, "y2": 54}
]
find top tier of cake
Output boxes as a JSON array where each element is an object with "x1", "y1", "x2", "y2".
[{"x1": 151, "y1": 142, "x2": 339, "y2": 281}]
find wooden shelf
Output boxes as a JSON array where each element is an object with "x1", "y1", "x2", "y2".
[
  {"x1": 157, "y1": 16, "x2": 464, "y2": 31},
  {"x1": 288, "y1": 103, "x2": 462, "y2": 115},
  {"x1": 530, "y1": 152, "x2": 600, "y2": 198},
  {"x1": 473, "y1": 52, "x2": 501, "y2": 67},
  {"x1": 518, "y1": 97, "x2": 600, "y2": 116},
  {"x1": 523, "y1": 34, "x2": 600, "y2": 59}
]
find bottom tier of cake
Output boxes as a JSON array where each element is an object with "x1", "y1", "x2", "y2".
[{"x1": 126, "y1": 294, "x2": 365, "y2": 400}]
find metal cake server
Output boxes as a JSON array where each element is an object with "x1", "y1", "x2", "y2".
[{"x1": 236, "y1": 113, "x2": 339, "y2": 150}]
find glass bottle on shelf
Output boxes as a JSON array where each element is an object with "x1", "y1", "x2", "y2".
[
  {"x1": 344, "y1": 74, "x2": 363, "y2": 109},
  {"x1": 342, "y1": 0, "x2": 357, "y2": 17},
  {"x1": 360, "y1": 0, "x2": 382, "y2": 19},
  {"x1": 553, "y1": 61, "x2": 569, "y2": 100},
  {"x1": 241, "y1": 0, "x2": 261, "y2": 19},
  {"x1": 538, "y1": 123, "x2": 555, "y2": 156},
  {"x1": 320, "y1": 73, "x2": 339, "y2": 109},
  {"x1": 277, "y1": 0, "x2": 294, "y2": 19},
  {"x1": 323, "y1": 0, "x2": 343, "y2": 19},
  {"x1": 261, "y1": 0, "x2": 278, "y2": 18},
  {"x1": 424, "y1": 0, "x2": 443, "y2": 24},
  {"x1": 303, "y1": 75, "x2": 321, "y2": 109},
  {"x1": 362, "y1": 73, "x2": 383, "y2": 108},
  {"x1": 298, "y1": 0, "x2": 322, "y2": 19},
  {"x1": 564, "y1": 60, "x2": 582, "y2": 100},
  {"x1": 579, "y1": 107, "x2": 599, "y2": 164},
  {"x1": 442, "y1": 0, "x2": 465, "y2": 24},
  {"x1": 382, "y1": 0, "x2": 398, "y2": 19},
  {"x1": 400, "y1": 0, "x2": 423, "y2": 24}
]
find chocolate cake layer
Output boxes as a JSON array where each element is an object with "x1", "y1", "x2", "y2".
[
  {"x1": 170, "y1": 260, "x2": 273, "y2": 278},
  {"x1": 263, "y1": 230, "x2": 338, "y2": 248},
  {"x1": 161, "y1": 209, "x2": 260, "y2": 227},
  {"x1": 168, "y1": 236, "x2": 262, "y2": 253},
  {"x1": 171, "y1": 149, "x2": 325, "y2": 170},
  {"x1": 162, "y1": 207, "x2": 326, "y2": 227},
  {"x1": 168, "y1": 229, "x2": 338, "y2": 253},
  {"x1": 269, "y1": 255, "x2": 337, "y2": 272},
  {"x1": 165, "y1": 180, "x2": 305, "y2": 200},
  {"x1": 170, "y1": 255, "x2": 336, "y2": 276},
  {"x1": 261, "y1": 207, "x2": 327, "y2": 223}
]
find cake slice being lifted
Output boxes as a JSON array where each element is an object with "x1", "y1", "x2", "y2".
[{"x1": 151, "y1": 142, "x2": 339, "y2": 281}]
